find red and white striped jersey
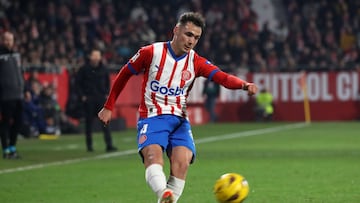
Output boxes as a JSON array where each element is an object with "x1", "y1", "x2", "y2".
[
  {"x1": 130, "y1": 41, "x2": 219, "y2": 118},
  {"x1": 104, "y1": 41, "x2": 247, "y2": 119}
]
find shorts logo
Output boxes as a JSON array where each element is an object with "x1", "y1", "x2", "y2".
[
  {"x1": 181, "y1": 70, "x2": 191, "y2": 81},
  {"x1": 138, "y1": 134, "x2": 147, "y2": 144}
]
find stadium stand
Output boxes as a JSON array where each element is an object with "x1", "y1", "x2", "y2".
[
  {"x1": 0, "y1": 0, "x2": 357, "y2": 74},
  {"x1": 1, "y1": 0, "x2": 359, "y2": 132}
]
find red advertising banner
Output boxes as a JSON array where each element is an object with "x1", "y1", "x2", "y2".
[
  {"x1": 28, "y1": 70, "x2": 360, "y2": 127},
  {"x1": 24, "y1": 68, "x2": 69, "y2": 111},
  {"x1": 250, "y1": 71, "x2": 360, "y2": 121}
]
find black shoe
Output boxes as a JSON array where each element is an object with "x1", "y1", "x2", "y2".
[
  {"x1": 3, "y1": 153, "x2": 10, "y2": 159},
  {"x1": 87, "y1": 147, "x2": 94, "y2": 152},
  {"x1": 106, "y1": 146, "x2": 118, "y2": 153},
  {"x1": 8, "y1": 152, "x2": 21, "y2": 159}
]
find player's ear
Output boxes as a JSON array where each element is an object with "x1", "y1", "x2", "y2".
[{"x1": 173, "y1": 25, "x2": 179, "y2": 35}]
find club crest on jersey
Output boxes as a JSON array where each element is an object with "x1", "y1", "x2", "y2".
[{"x1": 181, "y1": 70, "x2": 191, "y2": 81}]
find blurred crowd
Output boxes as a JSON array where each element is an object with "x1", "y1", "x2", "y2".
[
  {"x1": 21, "y1": 72, "x2": 79, "y2": 137},
  {"x1": 0, "y1": 0, "x2": 359, "y2": 74},
  {"x1": 22, "y1": 73, "x2": 61, "y2": 136},
  {"x1": 283, "y1": 0, "x2": 360, "y2": 72},
  {"x1": 1, "y1": 0, "x2": 359, "y2": 137}
]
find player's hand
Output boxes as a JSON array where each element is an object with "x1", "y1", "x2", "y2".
[
  {"x1": 98, "y1": 107, "x2": 112, "y2": 126},
  {"x1": 243, "y1": 83, "x2": 258, "y2": 96}
]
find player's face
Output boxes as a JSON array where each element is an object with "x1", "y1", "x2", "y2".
[
  {"x1": 172, "y1": 22, "x2": 202, "y2": 55},
  {"x1": 89, "y1": 50, "x2": 102, "y2": 65}
]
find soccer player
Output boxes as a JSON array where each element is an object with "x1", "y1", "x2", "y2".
[{"x1": 98, "y1": 12, "x2": 258, "y2": 203}]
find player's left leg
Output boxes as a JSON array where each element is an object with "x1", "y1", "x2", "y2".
[
  {"x1": 167, "y1": 146, "x2": 191, "y2": 202},
  {"x1": 166, "y1": 117, "x2": 195, "y2": 202}
]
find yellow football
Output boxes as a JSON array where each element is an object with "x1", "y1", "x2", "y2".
[{"x1": 213, "y1": 173, "x2": 249, "y2": 203}]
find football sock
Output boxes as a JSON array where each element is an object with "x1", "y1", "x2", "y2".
[
  {"x1": 167, "y1": 175, "x2": 185, "y2": 202},
  {"x1": 145, "y1": 164, "x2": 167, "y2": 197}
]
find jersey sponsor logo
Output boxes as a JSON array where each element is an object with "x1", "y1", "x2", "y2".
[
  {"x1": 150, "y1": 80, "x2": 185, "y2": 96},
  {"x1": 181, "y1": 70, "x2": 191, "y2": 81}
]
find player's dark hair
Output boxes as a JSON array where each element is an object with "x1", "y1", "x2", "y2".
[{"x1": 178, "y1": 12, "x2": 206, "y2": 30}]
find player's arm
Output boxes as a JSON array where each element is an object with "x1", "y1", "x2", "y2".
[
  {"x1": 195, "y1": 55, "x2": 257, "y2": 95},
  {"x1": 103, "y1": 66, "x2": 133, "y2": 111},
  {"x1": 98, "y1": 66, "x2": 132, "y2": 125},
  {"x1": 99, "y1": 46, "x2": 152, "y2": 124},
  {"x1": 212, "y1": 71, "x2": 257, "y2": 95}
]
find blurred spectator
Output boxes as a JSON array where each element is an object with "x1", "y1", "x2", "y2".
[
  {"x1": 0, "y1": 31, "x2": 24, "y2": 159},
  {"x1": 76, "y1": 49, "x2": 117, "y2": 152},
  {"x1": 0, "y1": 0, "x2": 359, "y2": 139},
  {"x1": 255, "y1": 88, "x2": 274, "y2": 122},
  {"x1": 23, "y1": 79, "x2": 59, "y2": 136},
  {"x1": 65, "y1": 67, "x2": 84, "y2": 119},
  {"x1": 22, "y1": 90, "x2": 46, "y2": 137},
  {"x1": 39, "y1": 84, "x2": 61, "y2": 135},
  {"x1": 0, "y1": 0, "x2": 358, "y2": 75},
  {"x1": 202, "y1": 79, "x2": 220, "y2": 122}
]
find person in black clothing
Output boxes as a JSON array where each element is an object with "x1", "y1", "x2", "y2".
[
  {"x1": 202, "y1": 79, "x2": 220, "y2": 122},
  {"x1": 76, "y1": 49, "x2": 117, "y2": 152},
  {"x1": 0, "y1": 31, "x2": 24, "y2": 159}
]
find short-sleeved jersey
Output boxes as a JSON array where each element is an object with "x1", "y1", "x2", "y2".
[{"x1": 127, "y1": 41, "x2": 220, "y2": 118}]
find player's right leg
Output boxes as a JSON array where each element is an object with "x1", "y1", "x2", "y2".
[
  {"x1": 165, "y1": 117, "x2": 195, "y2": 202},
  {"x1": 142, "y1": 145, "x2": 174, "y2": 203},
  {"x1": 137, "y1": 115, "x2": 178, "y2": 202},
  {"x1": 141, "y1": 144, "x2": 174, "y2": 203},
  {"x1": 142, "y1": 145, "x2": 167, "y2": 195},
  {"x1": 158, "y1": 188, "x2": 174, "y2": 203}
]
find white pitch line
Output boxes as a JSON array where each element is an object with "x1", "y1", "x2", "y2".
[
  {"x1": 0, "y1": 149, "x2": 138, "y2": 175},
  {"x1": 0, "y1": 122, "x2": 308, "y2": 175},
  {"x1": 195, "y1": 122, "x2": 309, "y2": 144}
]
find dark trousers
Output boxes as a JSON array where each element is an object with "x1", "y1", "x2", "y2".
[
  {"x1": 0, "y1": 100, "x2": 23, "y2": 151},
  {"x1": 205, "y1": 96, "x2": 217, "y2": 122},
  {"x1": 83, "y1": 98, "x2": 113, "y2": 149}
]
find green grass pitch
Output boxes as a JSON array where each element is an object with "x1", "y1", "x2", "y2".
[{"x1": 1, "y1": 122, "x2": 360, "y2": 203}]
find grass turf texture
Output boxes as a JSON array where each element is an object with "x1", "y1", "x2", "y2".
[{"x1": 0, "y1": 122, "x2": 359, "y2": 203}]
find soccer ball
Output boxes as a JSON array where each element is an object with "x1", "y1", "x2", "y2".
[{"x1": 213, "y1": 173, "x2": 249, "y2": 203}]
